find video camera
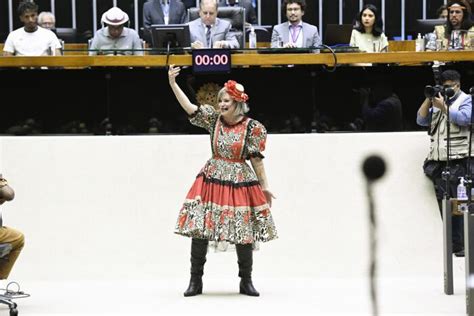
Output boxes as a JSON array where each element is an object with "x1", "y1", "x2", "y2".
[{"x1": 424, "y1": 85, "x2": 455, "y2": 98}]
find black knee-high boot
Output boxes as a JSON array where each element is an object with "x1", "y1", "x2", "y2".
[
  {"x1": 236, "y1": 243, "x2": 260, "y2": 297},
  {"x1": 184, "y1": 238, "x2": 208, "y2": 297}
]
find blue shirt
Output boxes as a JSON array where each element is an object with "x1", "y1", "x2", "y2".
[{"x1": 417, "y1": 91, "x2": 472, "y2": 127}]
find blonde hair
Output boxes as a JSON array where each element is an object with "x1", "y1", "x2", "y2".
[{"x1": 217, "y1": 87, "x2": 249, "y2": 116}]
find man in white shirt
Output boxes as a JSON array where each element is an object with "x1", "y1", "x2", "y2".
[{"x1": 3, "y1": 1, "x2": 62, "y2": 56}]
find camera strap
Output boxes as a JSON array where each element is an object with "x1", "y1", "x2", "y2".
[{"x1": 429, "y1": 109, "x2": 443, "y2": 136}]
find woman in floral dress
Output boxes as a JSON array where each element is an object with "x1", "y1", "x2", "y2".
[{"x1": 168, "y1": 65, "x2": 278, "y2": 297}]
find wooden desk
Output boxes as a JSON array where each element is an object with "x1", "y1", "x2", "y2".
[{"x1": 0, "y1": 51, "x2": 472, "y2": 68}]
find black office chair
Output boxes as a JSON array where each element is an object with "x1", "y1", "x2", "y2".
[
  {"x1": 187, "y1": 6, "x2": 246, "y2": 48},
  {"x1": 0, "y1": 243, "x2": 29, "y2": 316}
]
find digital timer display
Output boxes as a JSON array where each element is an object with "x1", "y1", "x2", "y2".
[{"x1": 192, "y1": 49, "x2": 231, "y2": 74}]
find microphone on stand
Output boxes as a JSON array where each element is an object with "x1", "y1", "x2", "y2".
[
  {"x1": 362, "y1": 154, "x2": 387, "y2": 316},
  {"x1": 363, "y1": 155, "x2": 386, "y2": 182}
]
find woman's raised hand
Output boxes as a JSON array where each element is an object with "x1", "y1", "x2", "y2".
[{"x1": 168, "y1": 64, "x2": 181, "y2": 85}]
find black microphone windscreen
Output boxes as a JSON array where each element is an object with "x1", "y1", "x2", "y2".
[
  {"x1": 362, "y1": 155, "x2": 386, "y2": 181},
  {"x1": 470, "y1": 87, "x2": 474, "y2": 95}
]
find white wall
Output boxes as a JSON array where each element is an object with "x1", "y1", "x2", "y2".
[{"x1": 0, "y1": 132, "x2": 440, "y2": 282}]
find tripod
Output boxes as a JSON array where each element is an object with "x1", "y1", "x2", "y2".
[{"x1": 440, "y1": 87, "x2": 457, "y2": 295}]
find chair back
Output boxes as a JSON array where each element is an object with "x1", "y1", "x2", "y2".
[
  {"x1": 187, "y1": 6, "x2": 246, "y2": 47},
  {"x1": 55, "y1": 27, "x2": 78, "y2": 43}
]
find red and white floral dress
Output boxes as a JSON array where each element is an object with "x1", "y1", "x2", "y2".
[{"x1": 175, "y1": 105, "x2": 278, "y2": 249}]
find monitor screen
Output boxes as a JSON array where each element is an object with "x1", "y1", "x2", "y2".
[
  {"x1": 415, "y1": 19, "x2": 445, "y2": 36},
  {"x1": 324, "y1": 24, "x2": 353, "y2": 47},
  {"x1": 54, "y1": 27, "x2": 78, "y2": 43},
  {"x1": 150, "y1": 24, "x2": 191, "y2": 51}
]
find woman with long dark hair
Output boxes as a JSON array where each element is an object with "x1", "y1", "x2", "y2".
[{"x1": 350, "y1": 4, "x2": 388, "y2": 52}]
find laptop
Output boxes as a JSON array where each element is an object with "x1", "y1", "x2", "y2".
[{"x1": 324, "y1": 24, "x2": 354, "y2": 47}]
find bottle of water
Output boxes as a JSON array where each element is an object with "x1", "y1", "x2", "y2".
[
  {"x1": 249, "y1": 27, "x2": 257, "y2": 49},
  {"x1": 416, "y1": 33, "x2": 424, "y2": 52},
  {"x1": 458, "y1": 177, "x2": 468, "y2": 213}
]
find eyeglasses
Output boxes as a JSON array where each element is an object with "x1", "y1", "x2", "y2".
[{"x1": 443, "y1": 84, "x2": 458, "y2": 89}]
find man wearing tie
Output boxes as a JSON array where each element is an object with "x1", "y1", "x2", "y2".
[
  {"x1": 270, "y1": 0, "x2": 321, "y2": 48},
  {"x1": 143, "y1": 0, "x2": 187, "y2": 29},
  {"x1": 188, "y1": 0, "x2": 239, "y2": 49}
]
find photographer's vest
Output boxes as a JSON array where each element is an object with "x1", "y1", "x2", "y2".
[{"x1": 428, "y1": 91, "x2": 472, "y2": 161}]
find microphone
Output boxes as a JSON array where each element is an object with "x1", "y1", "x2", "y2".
[
  {"x1": 470, "y1": 87, "x2": 474, "y2": 95},
  {"x1": 362, "y1": 154, "x2": 386, "y2": 316},
  {"x1": 362, "y1": 155, "x2": 386, "y2": 181}
]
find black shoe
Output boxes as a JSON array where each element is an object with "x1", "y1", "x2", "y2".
[
  {"x1": 184, "y1": 276, "x2": 202, "y2": 297},
  {"x1": 454, "y1": 249, "x2": 465, "y2": 257},
  {"x1": 239, "y1": 278, "x2": 260, "y2": 297}
]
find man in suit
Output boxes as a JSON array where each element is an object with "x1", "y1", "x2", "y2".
[
  {"x1": 188, "y1": 0, "x2": 239, "y2": 49},
  {"x1": 218, "y1": 0, "x2": 257, "y2": 25},
  {"x1": 270, "y1": 0, "x2": 321, "y2": 48},
  {"x1": 143, "y1": 0, "x2": 187, "y2": 28}
]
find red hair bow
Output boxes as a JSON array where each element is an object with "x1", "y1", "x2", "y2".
[{"x1": 224, "y1": 80, "x2": 249, "y2": 102}]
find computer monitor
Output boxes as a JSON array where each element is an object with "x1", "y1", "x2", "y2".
[
  {"x1": 324, "y1": 24, "x2": 353, "y2": 46},
  {"x1": 54, "y1": 27, "x2": 78, "y2": 43},
  {"x1": 150, "y1": 24, "x2": 191, "y2": 51},
  {"x1": 415, "y1": 19, "x2": 445, "y2": 36}
]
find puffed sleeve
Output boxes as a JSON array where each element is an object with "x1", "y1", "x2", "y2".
[
  {"x1": 189, "y1": 104, "x2": 219, "y2": 132},
  {"x1": 244, "y1": 119, "x2": 267, "y2": 159}
]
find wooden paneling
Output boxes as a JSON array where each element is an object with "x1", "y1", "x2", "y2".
[{"x1": 0, "y1": 50, "x2": 472, "y2": 68}]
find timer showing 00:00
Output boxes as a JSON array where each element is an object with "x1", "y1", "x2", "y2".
[{"x1": 194, "y1": 54, "x2": 229, "y2": 66}]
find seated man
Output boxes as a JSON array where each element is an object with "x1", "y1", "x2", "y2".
[
  {"x1": 434, "y1": 0, "x2": 474, "y2": 50},
  {"x1": 89, "y1": 7, "x2": 144, "y2": 56},
  {"x1": 0, "y1": 177, "x2": 25, "y2": 281},
  {"x1": 3, "y1": 1, "x2": 62, "y2": 56},
  {"x1": 188, "y1": 0, "x2": 239, "y2": 49},
  {"x1": 271, "y1": 0, "x2": 321, "y2": 48},
  {"x1": 143, "y1": 0, "x2": 187, "y2": 28},
  {"x1": 38, "y1": 11, "x2": 56, "y2": 30}
]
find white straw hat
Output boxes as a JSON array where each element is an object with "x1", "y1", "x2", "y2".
[{"x1": 101, "y1": 7, "x2": 129, "y2": 26}]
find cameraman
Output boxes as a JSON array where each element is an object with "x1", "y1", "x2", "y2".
[{"x1": 417, "y1": 69, "x2": 472, "y2": 257}]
